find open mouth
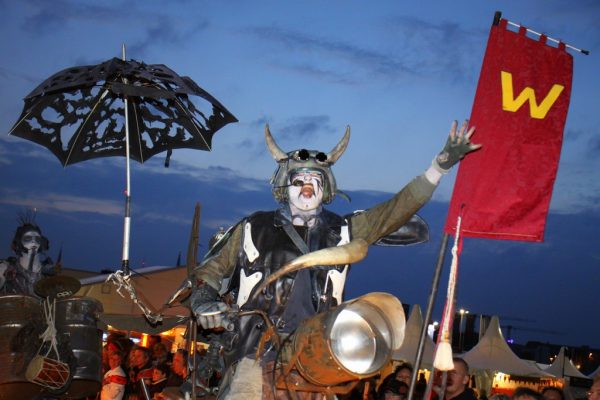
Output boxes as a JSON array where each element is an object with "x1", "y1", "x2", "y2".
[{"x1": 300, "y1": 184, "x2": 315, "y2": 198}]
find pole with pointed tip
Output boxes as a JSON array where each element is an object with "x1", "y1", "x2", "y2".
[
  {"x1": 186, "y1": 203, "x2": 201, "y2": 275},
  {"x1": 121, "y1": 43, "x2": 132, "y2": 274}
]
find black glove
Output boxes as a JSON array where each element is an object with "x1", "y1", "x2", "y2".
[
  {"x1": 434, "y1": 120, "x2": 481, "y2": 172},
  {"x1": 190, "y1": 282, "x2": 232, "y2": 330},
  {"x1": 4, "y1": 264, "x2": 17, "y2": 281}
]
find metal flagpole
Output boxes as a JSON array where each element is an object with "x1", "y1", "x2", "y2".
[
  {"x1": 407, "y1": 232, "x2": 450, "y2": 400},
  {"x1": 121, "y1": 43, "x2": 132, "y2": 274},
  {"x1": 493, "y1": 11, "x2": 590, "y2": 55}
]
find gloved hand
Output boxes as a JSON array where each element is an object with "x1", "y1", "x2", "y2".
[
  {"x1": 433, "y1": 120, "x2": 481, "y2": 172},
  {"x1": 194, "y1": 301, "x2": 232, "y2": 330},
  {"x1": 190, "y1": 281, "x2": 232, "y2": 330},
  {"x1": 4, "y1": 264, "x2": 17, "y2": 281}
]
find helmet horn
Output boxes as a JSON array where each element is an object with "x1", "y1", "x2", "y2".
[
  {"x1": 327, "y1": 126, "x2": 350, "y2": 163},
  {"x1": 265, "y1": 124, "x2": 287, "y2": 161},
  {"x1": 251, "y1": 238, "x2": 368, "y2": 301}
]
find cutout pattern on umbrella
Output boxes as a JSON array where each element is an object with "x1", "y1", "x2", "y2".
[{"x1": 9, "y1": 57, "x2": 238, "y2": 166}]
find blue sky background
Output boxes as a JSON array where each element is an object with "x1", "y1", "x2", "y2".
[{"x1": 0, "y1": 1, "x2": 598, "y2": 350}]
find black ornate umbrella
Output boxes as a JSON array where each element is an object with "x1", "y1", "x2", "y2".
[{"x1": 8, "y1": 47, "x2": 237, "y2": 272}]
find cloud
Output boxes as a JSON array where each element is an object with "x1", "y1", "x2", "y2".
[
  {"x1": 246, "y1": 17, "x2": 480, "y2": 85},
  {"x1": 383, "y1": 15, "x2": 483, "y2": 83},
  {"x1": 0, "y1": 189, "x2": 123, "y2": 216},
  {"x1": 20, "y1": 0, "x2": 122, "y2": 34},
  {"x1": 246, "y1": 25, "x2": 416, "y2": 82},
  {"x1": 138, "y1": 162, "x2": 268, "y2": 192},
  {"x1": 277, "y1": 115, "x2": 334, "y2": 140},
  {"x1": 251, "y1": 114, "x2": 336, "y2": 139},
  {"x1": 270, "y1": 62, "x2": 358, "y2": 85},
  {"x1": 564, "y1": 127, "x2": 586, "y2": 142},
  {"x1": 0, "y1": 66, "x2": 42, "y2": 86},
  {"x1": 17, "y1": 1, "x2": 208, "y2": 57},
  {"x1": 139, "y1": 211, "x2": 191, "y2": 226},
  {"x1": 128, "y1": 18, "x2": 210, "y2": 59},
  {"x1": 587, "y1": 134, "x2": 600, "y2": 155},
  {"x1": 551, "y1": 163, "x2": 600, "y2": 214}
]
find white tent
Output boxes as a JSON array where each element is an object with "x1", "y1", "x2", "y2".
[
  {"x1": 392, "y1": 304, "x2": 436, "y2": 366},
  {"x1": 463, "y1": 316, "x2": 552, "y2": 377},
  {"x1": 76, "y1": 265, "x2": 191, "y2": 333},
  {"x1": 544, "y1": 347, "x2": 588, "y2": 378}
]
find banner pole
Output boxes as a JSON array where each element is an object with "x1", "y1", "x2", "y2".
[
  {"x1": 407, "y1": 232, "x2": 449, "y2": 400},
  {"x1": 493, "y1": 10, "x2": 590, "y2": 55}
]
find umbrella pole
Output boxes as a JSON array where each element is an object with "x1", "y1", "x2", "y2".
[
  {"x1": 408, "y1": 232, "x2": 449, "y2": 400},
  {"x1": 121, "y1": 44, "x2": 132, "y2": 274}
]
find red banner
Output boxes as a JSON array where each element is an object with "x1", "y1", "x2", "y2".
[{"x1": 444, "y1": 19, "x2": 573, "y2": 242}]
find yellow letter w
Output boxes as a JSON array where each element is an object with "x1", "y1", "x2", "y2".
[{"x1": 501, "y1": 71, "x2": 564, "y2": 119}]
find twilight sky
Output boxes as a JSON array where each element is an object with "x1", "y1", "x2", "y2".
[{"x1": 0, "y1": 1, "x2": 598, "y2": 350}]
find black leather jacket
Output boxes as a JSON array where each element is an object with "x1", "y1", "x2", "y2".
[{"x1": 223, "y1": 208, "x2": 348, "y2": 360}]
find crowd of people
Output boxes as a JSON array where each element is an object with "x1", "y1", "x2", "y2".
[
  {"x1": 367, "y1": 358, "x2": 600, "y2": 400},
  {"x1": 100, "y1": 334, "x2": 193, "y2": 400}
]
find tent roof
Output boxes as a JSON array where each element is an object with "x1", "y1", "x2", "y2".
[
  {"x1": 589, "y1": 363, "x2": 600, "y2": 379},
  {"x1": 76, "y1": 265, "x2": 191, "y2": 333},
  {"x1": 463, "y1": 316, "x2": 552, "y2": 377},
  {"x1": 392, "y1": 304, "x2": 435, "y2": 367},
  {"x1": 544, "y1": 347, "x2": 588, "y2": 378}
]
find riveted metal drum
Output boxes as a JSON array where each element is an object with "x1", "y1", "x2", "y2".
[
  {"x1": 0, "y1": 295, "x2": 45, "y2": 400},
  {"x1": 54, "y1": 296, "x2": 103, "y2": 399}
]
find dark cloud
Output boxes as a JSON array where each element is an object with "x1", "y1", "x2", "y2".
[
  {"x1": 247, "y1": 114, "x2": 335, "y2": 142},
  {"x1": 0, "y1": 66, "x2": 41, "y2": 86},
  {"x1": 564, "y1": 127, "x2": 585, "y2": 141},
  {"x1": 17, "y1": 1, "x2": 209, "y2": 57},
  {"x1": 270, "y1": 62, "x2": 358, "y2": 85},
  {"x1": 20, "y1": 0, "x2": 121, "y2": 35},
  {"x1": 587, "y1": 134, "x2": 600, "y2": 155},
  {"x1": 246, "y1": 25, "x2": 416, "y2": 83},
  {"x1": 383, "y1": 15, "x2": 484, "y2": 83},
  {"x1": 128, "y1": 18, "x2": 210, "y2": 59},
  {"x1": 246, "y1": 17, "x2": 482, "y2": 85},
  {"x1": 277, "y1": 115, "x2": 334, "y2": 141}
]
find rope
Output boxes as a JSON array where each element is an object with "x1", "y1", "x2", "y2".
[{"x1": 38, "y1": 297, "x2": 61, "y2": 361}]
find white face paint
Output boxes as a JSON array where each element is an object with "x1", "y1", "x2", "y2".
[
  {"x1": 21, "y1": 230, "x2": 41, "y2": 253},
  {"x1": 287, "y1": 170, "x2": 324, "y2": 212}
]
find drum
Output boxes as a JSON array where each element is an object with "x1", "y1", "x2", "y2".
[
  {"x1": 54, "y1": 296, "x2": 103, "y2": 399},
  {"x1": 0, "y1": 295, "x2": 46, "y2": 400},
  {"x1": 25, "y1": 355, "x2": 70, "y2": 390}
]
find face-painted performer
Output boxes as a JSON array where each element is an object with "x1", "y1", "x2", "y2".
[
  {"x1": 0, "y1": 222, "x2": 56, "y2": 296},
  {"x1": 190, "y1": 121, "x2": 480, "y2": 399}
]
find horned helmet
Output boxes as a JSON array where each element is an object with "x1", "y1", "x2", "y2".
[{"x1": 266, "y1": 124, "x2": 350, "y2": 204}]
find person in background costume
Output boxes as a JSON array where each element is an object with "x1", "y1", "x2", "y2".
[
  {"x1": 0, "y1": 221, "x2": 55, "y2": 296},
  {"x1": 190, "y1": 121, "x2": 480, "y2": 399}
]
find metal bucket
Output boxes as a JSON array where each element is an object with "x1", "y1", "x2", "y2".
[
  {"x1": 54, "y1": 296, "x2": 103, "y2": 399},
  {"x1": 0, "y1": 295, "x2": 46, "y2": 400}
]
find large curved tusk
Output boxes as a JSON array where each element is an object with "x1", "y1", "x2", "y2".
[
  {"x1": 250, "y1": 238, "x2": 368, "y2": 301},
  {"x1": 327, "y1": 125, "x2": 351, "y2": 163},
  {"x1": 265, "y1": 124, "x2": 288, "y2": 161}
]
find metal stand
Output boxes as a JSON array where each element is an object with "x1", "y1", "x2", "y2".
[{"x1": 408, "y1": 233, "x2": 449, "y2": 400}]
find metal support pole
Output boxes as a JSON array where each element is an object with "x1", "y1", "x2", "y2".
[
  {"x1": 121, "y1": 43, "x2": 131, "y2": 274},
  {"x1": 408, "y1": 232, "x2": 449, "y2": 400},
  {"x1": 191, "y1": 318, "x2": 198, "y2": 399}
]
